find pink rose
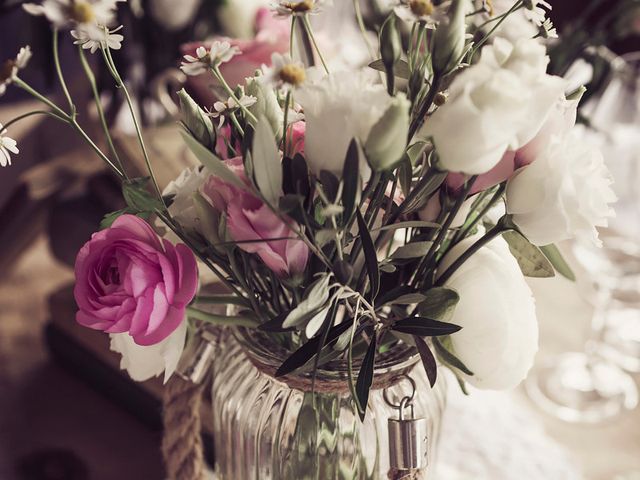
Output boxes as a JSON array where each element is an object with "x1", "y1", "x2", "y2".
[
  {"x1": 201, "y1": 157, "x2": 309, "y2": 277},
  {"x1": 181, "y1": 8, "x2": 289, "y2": 105},
  {"x1": 288, "y1": 121, "x2": 306, "y2": 156},
  {"x1": 74, "y1": 215, "x2": 198, "y2": 346}
]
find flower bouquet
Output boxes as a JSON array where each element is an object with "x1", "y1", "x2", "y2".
[{"x1": 1, "y1": 0, "x2": 617, "y2": 478}]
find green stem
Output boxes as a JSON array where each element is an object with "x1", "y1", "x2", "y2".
[
  {"x1": 13, "y1": 78, "x2": 69, "y2": 119},
  {"x1": 192, "y1": 295, "x2": 250, "y2": 307},
  {"x1": 453, "y1": 182, "x2": 505, "y2": 243},
  {"x1": 408, "y1": 73, "x2": 441, "y2": 142},
  {"x1": 1, "y1": 110, "x2": 67, "y2": 130},
  {"x1": 186, "y1": 306, "x2": 259, "y2": 328},
  {"x1": 53, "y1": 29, "x2": 74, "y2": 113},
  {"x1": 78, "y1": 46, "x2": 127, "y2": 179},
  {"x1": 353, "y1": 0, "x2": 376, "y2": 61},
  {"x1": 436, "y1": 222, "x2": 506, "y2": 286},
  {"x1": 70, "y1": 118, "x2": 126, "y2": 178},
  {"x1": 471, "y1": 0, "x2": 524, "y2": 56},
  {"x1": 102, "y1": 47, "x2": 164, "y2": 206},
  {"x1": 290, "y1": 16, "x2": 297, "y2": 58},
  {"x1": 302, "y1": 15, "x2": 330, "y2": 74},
  {"x1": 281, "y1": 89, "x2": 291, "y2": 153},
  {"x1": 212, "y1": 66, "x2": 258, "y2": 124}
]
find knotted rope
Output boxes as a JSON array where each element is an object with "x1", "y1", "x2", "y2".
[{"x1": 161, "y1": 376, "x2": 206, "y2": 480}]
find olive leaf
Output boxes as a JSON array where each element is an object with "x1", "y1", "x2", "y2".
[
  {"x1": 391, "y1": 317, "x2": 462, "y2": 336},
  {"x1": 282, "y1": 274, "x2": 332, "y2": 329},
  {"x1": 502, "y1": 230, "x2": 555, "y2": 278},
  {"x1": 414, "y1": 335, "x2": 437, "y2": 387},
  {"x1": 253, "y1": 115, "x2": 283, "y2": 206},
  {"x1": 122, "y1": 178, "x2": 163, "y2": 213},
  {"x1": 433, "y1": 336, "x2": 473, "y2": 376},
  {"x1": 341, "y1": 138, "x2": 361, "y2": 223},
  {"x1": 390, "y1": 241, "x2": 432, "y2": 260},
  {"x1": 540, "y1": 244, "x2": 576, "y2": 281},
  {"x1": 417, "y1": 287, "x2": 459, "y2": 322},
  {"x1": 355, "y1": 332, "x2": 377, "y2": 421},
  {"x1": 368, "y1": 59, "x2": 411, "y2": 79},
  {"x1": 356, "y1": 209, "x2": 380, "y2": 301}
]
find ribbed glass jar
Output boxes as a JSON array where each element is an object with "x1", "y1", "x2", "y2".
[{"x1": 210, "y1": 328, "x2": 447, "y2": 480}]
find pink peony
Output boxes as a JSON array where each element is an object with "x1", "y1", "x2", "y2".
[
  {"x1": 201, "y1": 157, "x2": 309, "y2": 276},
  {"x1": 74, "y1": 215, "x2": 198, "y2": 346}
]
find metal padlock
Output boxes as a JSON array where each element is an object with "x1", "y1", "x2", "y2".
[{"x1": 388, "y1": 397, "x2": 428, "y2": 472}]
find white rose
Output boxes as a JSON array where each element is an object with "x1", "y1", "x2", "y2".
[
  {"x1": 163, "y1": 166, "x2": 209, "y2": 232},
  {"x1": 424, "y1": 38, "x2": 565, "y2": 175},
  {"x1": 110, "y1": 320, "x2": 187, "y2": 383},
  {"x1": 296, "y1": 71, "x2": 393, "y2": 181},
  {"x1": 438, "y1": 236, "x2": 538, "y2": 390},
  {"x1": 506, "y1": 130, "x2": 617, "y2": 247}
]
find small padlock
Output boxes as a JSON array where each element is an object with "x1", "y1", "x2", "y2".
[{"x1": 387, "y1": 396, "x2": 428, "y2": 472}]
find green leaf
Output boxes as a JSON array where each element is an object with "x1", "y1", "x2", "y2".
[
  {"x1": 122, "y1": 178, "x2": 164, "y2": 213},
  {"x1": 181, "y1": 130, "x2": 247, "y2": 191},
  {"x1": 398, "y1": 159, "x2": 413, "y2": 199},
  {"x1": 341, "y1": 138, "x2": 361, "y2": 223},
  {"x1": 376, "y1": 286, "x2": 426, "y2": 307},
  {"x1": 414, "y1": 335, "x2": 437, "y2": 387},
  {"x1": 282, "y1": 154, "x2": 310, "y2": 201},
  {"x1": 401, "y1": 169, "x2": 448, "y2": 214},
  {"x1": 368, "y1": 58, "x2": 410, "y2": 79},
  {"x1": 186, "y1": 307, "x2": 259, "y2": 328},
  {"x1": 100, "y1": 208, "x2": 135, "y2": 229},
  {"x1": 258, "y1": 311, "x2": 295, "y2": 332},
  {"x1": 355, "y1": 333, "x2": 377, "y2": 421},
  {"x1": 390, "y1": 241, "x2": 432, "y2": 260},
  {"x1": 275, "y1": 320, "x2": 353, "y2": 377},
  {"x1": 502, "y1": 230, "x2": 555, "y2": 278},
  {"x1": 282, "y1": 274, "x2": 332, "y2": 329},
  {"x1": 252, "y1": 116, "x2": 283, "y2": 206},
  {"x1": 391, "y1": 317, "x2": 461, "y2": 336},
  {"x1": 540, "y1": 244, "x2": 576, "y2": 281},
  {"x1": 417, "y1": 287, "x2": 459, "y2": 322},
  {"x1": 356, "y1": 209, "x2": 380, "y2": 301},
  {"x1": 433, "y1": 336, "x2": 473, "y2": 376}
]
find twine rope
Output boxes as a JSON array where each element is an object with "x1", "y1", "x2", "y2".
[{"x1": 161, "y1": 376, "x2": 206, "y2": 480}]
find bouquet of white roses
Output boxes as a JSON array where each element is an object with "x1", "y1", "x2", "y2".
[{"x1": 1, "y1": 0, "x2": 616, "y2": 420}]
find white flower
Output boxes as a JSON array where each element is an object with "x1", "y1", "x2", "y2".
[
  {"x1": 180, "y1": 42, "x2": 241, "y2": 76},
  {"x1": 481, "y1": 0, "x2": 551, "y2": 42},
  {"x1": 296, "y1": 70, "x2": 394, "y2": 180},
  {"x1": 71, "y1": 24, "x2": 123, "y2": 53},
  {"x1": 538, "y1": 18, "x2": 557, "y2": 39},
  {"x1": 23, "y1": 0, "x2": 123, "y2": 29},
  {"x1": 271, "y1": 0, "x2": 331, "y2": 18},
  {"x1": 261, "y1": 53, "x2": 307, "y2": 90},
  {"x1": 438, "y1": 235, "x2": 538, "y2": 390},
  {"x1": 206, "y1": 94, "x2": 258, "y2": 127},
  {"x1": 0, "y1": 46, "x2": 32, "y2": 96},
  {"x1": 163, "y1": 166, "x2": 209, "y2": 232},
  {"x1": 506, "y1": 130, "x2": 617, "y2": 247},
  {"x1": 0, "y1": 124, "x2": 19, "y2": 168},
  {"x1": 218, "y1": 0, "x2": 270, "y2": 39},
  {"x1": 424, "y1": 37, "x2": 565, "y2": 174},
  {"x1": 110, "y1": 318, "x2": 187, "y2": 383},
  {"x1": 394, "y1": 0, "x2": 447, "y2": 27}
]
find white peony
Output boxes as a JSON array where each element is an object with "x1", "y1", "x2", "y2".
[
  {"x1": 296, "y1": 71, "x2": 394, "y2": 181},
  {"x1": 506, "y1": 130, "x2": 617, "y2": 247},
  {"x1": 163, "y1": 166, "x2": 209, "y2": 232},
  {"x1": 110, "y1": 319, "x2": 187, "y2": 383},
  {"x1": 424, "y1": 37, "x2": 565, "y2": 175},
  {"x1": 438, "y1": 236, "x2": 538, "y2": 390}
]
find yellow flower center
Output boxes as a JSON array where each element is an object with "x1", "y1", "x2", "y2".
[
  {"x1": 279, "y1": 64, "x2": 306, "y2": 86},
  {"x1": 485, "y1": 0, "x2": 495, "y2": 16},
  {"x1": 71, "y1": 1, "x2": 96, "y2": 23},
  {"x1": 285, "y1": 0, "x2": 314, "y2": 13},
  {"x1": 409, "y1": 0, "x2": 434, "y2": 17},
  {"x1": 0, "y1": 60, "x2": 15, "y2": 83}
]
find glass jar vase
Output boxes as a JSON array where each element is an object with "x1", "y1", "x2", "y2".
[{"x1": 210, "y1": 328, "x2": 447, "y2": 479}]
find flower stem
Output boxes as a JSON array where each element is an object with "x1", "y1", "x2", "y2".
[
  {"x1": 471, "y1": 0, "x2": 525, "y2": 56},
  {"x1": 78, "y1": 46, "x2": 128, "y2": 179},
  {"x1": 13, "y1": 78, "x2": 69, "y2": 119},
  {"x1": 302, "y1": 15, "x2": 330, "y2": 74},
  {"x1": 102, "y1": 47, "x2": 164, "y2": 206},
  {"x1": 1, "y1": 110, "x2": 67, "y2": 130},
  {"x1": 211, "y1": 66, "x2": 258, "y2": 125},
  {"x1": 186, "y1": 306, "x2": 259, "y2": 328},
  {"x1": 408, "y1": 73, "x2": 441, "y2": 141},
  {"x1": 453, "y1": 182, "x2": 505, "y2": 244},
  {"x1": 435, "y1": 220, "x2": 508, "y2": 286},
  {"x1": 53, "y1": 29, "x2": 74, "y2": 113}
]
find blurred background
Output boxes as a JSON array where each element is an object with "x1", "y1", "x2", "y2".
[{"x1": 1, "y1": 0, "x2": 639, "y2": 479}]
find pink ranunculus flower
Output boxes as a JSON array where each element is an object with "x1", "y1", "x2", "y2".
[
  {"x1": 181, "y1": 7, "x2": 289, "y2": 105},
  {"x1": 200, "y1": 157, "x2": 309, "y2": 277},
  {"x1": 74, "y1": 215, "x2": 198, "y2": 346}
]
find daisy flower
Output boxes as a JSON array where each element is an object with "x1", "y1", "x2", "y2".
[
  {"x1": 538, "y1": 18, "x2": 557, "y2": 39},
  {"x1": 272, "y1": 0, "x2": 332, "y2": 18},
  {"x1": 23, "y1": 0, "x2": 123, "y2": 30},
  {"x1": 261, "y1": 53, "x2": 307, "y2": 90},
  {"x1": 71, "y1": 24, "x2": 124, "y2": 53},
  {"x1": 206, "y1": 94, "x2": 257, "y2": 127},
  {"x1": 0, "y1": 46, "x2": 32, "y2": 97},
  {"x1": 180, "y1": 42, "x2": 241, "y2": 77},
  {"x1": 0, "y1": 124, "x2": 19, "y2": 168},
  {"x1": 394, "y1": 0, "x2": 447, "y2": 27},
  {"x1": 524, "y1": 0, "x2": 552, "y2": 27}
]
